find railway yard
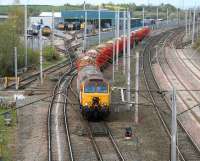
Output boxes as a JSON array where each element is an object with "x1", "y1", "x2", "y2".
[{"x1": 1, "y1": 2, "x2": 200, "y2": 161}]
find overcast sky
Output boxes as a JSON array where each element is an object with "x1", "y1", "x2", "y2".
[{"x1": 0, "y1": 0, "x2": 198, "y2": 8}]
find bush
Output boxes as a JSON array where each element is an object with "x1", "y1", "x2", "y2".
[
  {"x1": 43, "y1": 46, "x2": 59, "y2": 61},
  {"x1": 193, "y1": 37, "x2": 200, "y2": 52}
]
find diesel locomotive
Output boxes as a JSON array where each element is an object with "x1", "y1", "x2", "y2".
[{"x1": 76, "y1": 27, "x2": 150, "y2": 119}]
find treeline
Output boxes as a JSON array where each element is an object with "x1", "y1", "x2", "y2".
[
  {"x1": 0, "y1": 6, "x2": 39, "y2": 76},
  {"x1": 0, "y1": 3, "x2": 177, "y2": 17}
]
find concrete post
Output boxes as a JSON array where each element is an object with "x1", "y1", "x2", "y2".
[
  {"x1": 24, "y1": 4, "x2": 28, "y2": 70},
  {"x1": 39, "y1": 29, "x2": 43, "y2": 84},
  {"x1": 135, "y1": 52, "x2": 139, "y2": 124},
  {"x1": 116, "y1": 10, "x2": 120, "y2": 71},
  {"x1": 123, "y1": 11, "x2": 126, "y2": 75},
  {"x1": 171, "y1": 87, "x2": 177, "y2": 161},
  {"x1": 127, "y1": 11, "x2": 131, "y2": 110},
  {"x1": 143, "y1": 7, "x2": 145, "y2": 27},
  {"x1": 192, "y1": 8, "x2": 196, "y2": 45},
  {"x1": 51, "y1": 9, "x2": 54, "y2": 47},
  {"x1": 14, "y1": 47, "x2": 18, "y2": 90},
  {"x1": 98, "y1": 5, "x2": 101, "y2": 45}
]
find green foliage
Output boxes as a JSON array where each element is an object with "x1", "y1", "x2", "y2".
[
  {"x1": 0, "y1": 21, "x2": 19, "y2": 76},
  {"x1": 0, "y1": 5, "x2": 39, "y2": 76},
  {"x1": 193, "y1": 37, "x2": 200, "y2": 52},
  {"x1": 0, "y1": 3, "x2": 178, "y2": 17},
  {"x1": 43, "y1": 46, "x2": 59, "y2": 61},
  {"x1": 0, "y1": 109, "x2": 16, "y2": 161}
]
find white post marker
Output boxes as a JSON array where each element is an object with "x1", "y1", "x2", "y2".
[
  {"x1": 24, "y1": 4, "x2": 28, "y2": 70},
  {"x1": 189, "y1": 9, "x2": 191, "y2": 35},
  {"x1": 116, "y1": 10, "x2": 120, "y2": 71},
  {"x1": 83, "y1": 1, "x2": 87, "y2": 51},
  {"x1": 177, "y1": 8, "x2": 179, "y2": 25},
  {"x1": 192, "y1": 8, "x2": 196, "y2": 45},
  {"x1": 39, "y1": 29, "x2": 43, "y2": 84},
  {"x1": 135, "y1": 52, "x2": 139, "y2": 124},
  {"x1": 185, "y1": 10, "x2": 188, "y2": 38},
  {"x1": 171, "y1": 87, "x2": 177, "y2": 161},
  {"x1": 123, "y1": 11, "x2": 126, "y2": 75},
  {"x1": 142, "y1": 7, "x2": 145, "y2": 27},
  {"x1": 156, "y1": 7, "x2": 159, "y2": 29},
  {"x1": 52, "y1": 9, "x2": 54, "y2": 47},
  {"x1": 167, "y1": 8, "x2": 169, "y2": 27},
  {"x1": 127, "y1": 11, "x2": 131, "y2": 110},
  {"x1": 98, "y1": 5, "x2": 101, "y2": 45},
  {"x1": 14, "y1": 47, "x2": 18, "y2": 90},
  {"x1": 112, "y1": 12, "x2": 116, "y2": 82}
]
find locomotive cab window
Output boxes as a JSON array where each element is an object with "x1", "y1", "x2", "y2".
[
  {"x1": 96, "y1": 82, "x2": 108, "y2": 93},
  {"x1": 84, "y1": 79, "x2": 108, "y2": 93},
  {"x1": 84, "y1": 82, "x2": 96, "y2": 93}
]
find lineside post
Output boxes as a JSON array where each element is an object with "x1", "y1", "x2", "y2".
[
  {"x1": 171, "y1": 87, "x2": 177, "y2": 161},
  {"x1": 123, "y1": 11, "x2": 126, "y2": 75},
  {"x1": 192, "y1": 8, "x2": 196, "y2": 45},
  {"x1": 135, "y1": 52, "x2": 139, "y2": 124},
  {"x1": 185, "y1": 10, "x2": 188, "y2": 38},
  {"x1": 98, "y1": 4, "x2": 101, "y2": 45},
  {"x1": 51, "y1": 9, "x2": 54, "y2": 48},
  {"x1": 142, "y1": 7, "x2": 145, "y2": 27},
  {"x1": 83, "y1": 1, "x2": 87, "y2": 51},
  {"x1": 39, "y1": 29, "x2": 43, "y2": 84},
  {"x1": 24, "y1": 4, "x2": 28, "y2": 70},
  {"x1": 167, "y1": 8, "x2": 169, "y2": 27},
  {"x1": 126, "y1": 11, "x2": 131, "y2": 110},
  {"x1": 14, "y1": 47, "x2": 18, "y2": 90},
  {"x1": 156, "y1": 8, "x2": 159, "y2": 29},
  {"x1": 116, "y1": 10, "x2": 120, "y2": 71}
]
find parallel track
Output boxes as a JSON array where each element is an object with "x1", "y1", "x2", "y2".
[{"x1": 143, "y1": 28, "x2": 200, "y2": 161}]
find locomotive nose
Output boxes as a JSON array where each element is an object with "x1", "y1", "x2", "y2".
[{"x1": 92, "y1": 97, "x2": 100, "y2": 106}]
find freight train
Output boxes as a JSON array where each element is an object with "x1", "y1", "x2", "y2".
[{"x1": 76, "y1": 27, "x2": 151, "y2": 120}]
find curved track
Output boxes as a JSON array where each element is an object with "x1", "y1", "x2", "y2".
[{"x1": 143, "y1": 28, "x2": 200, "y2": 161}]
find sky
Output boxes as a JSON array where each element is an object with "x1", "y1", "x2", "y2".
[{"x1": 0, "y1": 0, "x2": 198, "y2": 8}]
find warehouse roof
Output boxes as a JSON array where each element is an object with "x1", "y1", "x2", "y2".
[
  {"x1": 39, "y1": 12, "x2": 61, "y2": 17},
  {"x1": 61, "y1": 10, "x2": 123, "y2": 19}
]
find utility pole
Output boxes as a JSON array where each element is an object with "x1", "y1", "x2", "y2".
[
  {"x1": 171, "y1": 87, "x2": 177, "y2": 161},
  {"x1": 156, "y1": 7, "x2": 159, "y2": 29},
  {"x1": 177, "y1": 8, "x2": 179, "y2": 25},
  {"x1": 142, "y1": 7, "x2": 145, "y2": 27},
  {"x1": 135, "y1": 52, "x2": 139, "y2": 124},
  {"x1": 185, "y1": 10, "x2": 188, "y2": 38},
  {"x1": 127, "y1": 11, "x2": 131, "y2": 110},
  {"x1": 123, "y1": 11, "x2": 126, "y2": 75},
  {"x1": 189, "y1": 9, "x2": 191, "y2": 35},
  {"x1": 24, "y1": 4, "x2": 28, "y2": 70},
  {"x1": 14, "y1": 47, "x2": 18, "y2": 90},
  {"x1": 51, "y1": 9, "x2": 54, "y2": 47},
  {"x1": 112, "y1": 12, "x2": 116, "y2": 82},
  {"x1": 98, "y1": 4, "x2": 101, "y2": 45},
  {"x1": 39, "y1": 29, "x2": 43, "y2": 84},
  {"x1": 167, "y1": 8, "x2": 169, "y2": 27},
  {"x1": 116, "y1": 10, "x2": 120, "y2": 71},
  {"x1": 83, "y1": 1, "x2": 87, "y2": 51},
  {"x1": 192, "y1": 8, "x2": 196, "y2": 45},
  {"x1": 197, "y1": 14, "x2": 199, "y2": 38}
]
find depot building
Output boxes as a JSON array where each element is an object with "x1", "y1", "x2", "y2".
[
  {"x1": 61, "y1": 10, "x2": 120, "y2": 28},
  {"x1": 29, "y1": 10, "x2": 142, "y2": 30}
]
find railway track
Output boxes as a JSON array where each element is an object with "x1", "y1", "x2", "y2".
[
  {"x1": 87, "y1": 122, "x2": 125, "y2": 161},
  {"x1": 7, "y1": 58, "x2": 72, "y2": 89},
  {"x1": 143, "y1": 28, "x2": 200, "y2": 161},
  {"x1": 47, "y1": 50, "x2": 76, "y2": 161}
]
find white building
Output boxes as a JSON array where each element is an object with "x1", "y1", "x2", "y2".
[{"x1": 29, "y1": 12, "x2": 64, "y2": 29}]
